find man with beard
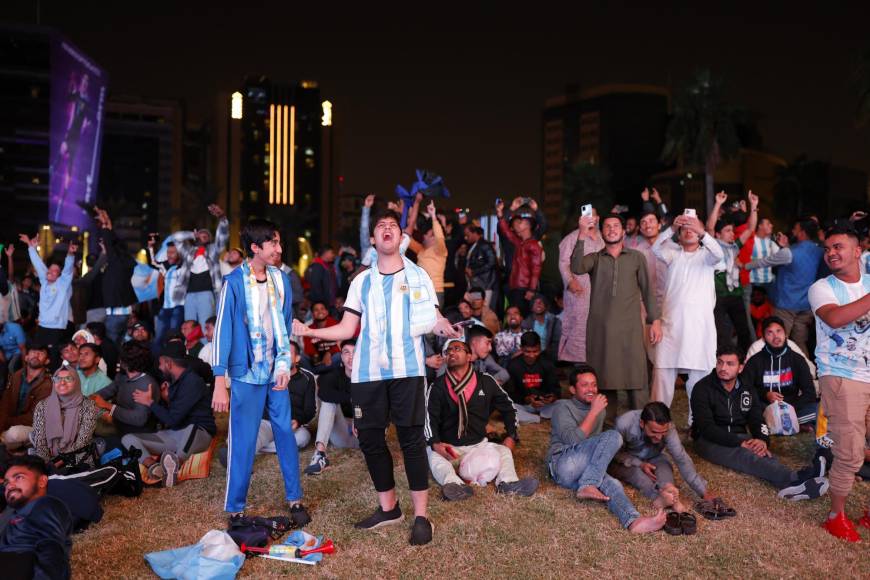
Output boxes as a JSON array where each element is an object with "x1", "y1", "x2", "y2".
[
  {"x1": 651, "y1": 211, "x2": 724, "y2": 425},
  {"x1": 808, "y1": 225, "x2": 870, "y2": 541},
  {"x1": 691, "y1": 346, "x2": 828, "y2": 501},
  {"x1": 0, "y1": 346, "x2": 52, "y2": 446},
  {"x1": 220, "y1": 247, "x2": 245, "y2": 277},
  {"x1": 741, "y1": 316, "x2": 818, "y2": 428},
  {"x1": 611, "y1": 402, "x2": 715, "y2": 513},
  {"x1": 0, "y1": 456, "x2": 73, "y2": 579},
  {"x1": 426, "y1": 337, "x2": 537, "y2": 501},
  {"x1": 547, "y1": 365, "x2": 665, "y2": 533},
  {"x1": 494, "y1": 306, "x2": 525, "y2": 369},
  {"x1": 571, "y1": 214, "x2": 662, "y2": 423}
]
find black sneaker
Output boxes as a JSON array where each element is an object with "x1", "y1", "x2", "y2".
[
  {"x1": 794, "y1": 449, "x2": 830, "y2": 483},
  {"x1": 289, "y1": 503, "x2": 312, "y2": 528},
  {"x1": 409, "y1": 516, "x2": 434, "y2": 546},
  {"x1": 304, "y1": 451, "x2": 329, "y2": 476},
  {"x1": 778, "y1": 476, "x2": 830, "y2": 501},
  {"x1": 354, "y1": 504, "x2": 403, "y2": 530},
  {"x1": 441, "y1": 482, "x2": 474, "y2": 501},
  {"x1": 496, "y1": 477, "x2": 539, "y2": 497}
]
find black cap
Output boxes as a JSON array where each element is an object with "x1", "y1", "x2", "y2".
[{"x1": 160, "y1": 341, "x2": 187, "y2": 360}]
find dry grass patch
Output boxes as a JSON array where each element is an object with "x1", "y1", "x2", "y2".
[{"x1": 71, "y1": 392, "x2": 869, "y2": 579}]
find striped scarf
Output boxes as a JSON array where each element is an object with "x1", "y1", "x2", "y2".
[
  {"x1": 241, "y1": 260, "x2": 292, "y2": 378},
  {"x1": 446, "y1": 366, "x2": 476, "y2": 439},
  {"x1": 367, "y1": 256, "x2": 437, "y2": 368}
]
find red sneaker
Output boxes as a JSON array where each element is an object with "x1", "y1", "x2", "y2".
[
  {"x1": 822, "y1": 513, "x2": 861, "y2": 542},
  {"x1": 858, "y1": 511, "x2": 870, "y2": 530}
]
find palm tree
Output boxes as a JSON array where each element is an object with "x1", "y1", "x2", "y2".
[
  {"x1": 661, "y1": 69, "x2": 742, "y2": 214},
  {"x1": 852, "y1": 47, "x2": 870, "y2": 127}
]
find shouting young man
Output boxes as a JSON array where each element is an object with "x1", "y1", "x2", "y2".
[{"x1": 293, "y1": 208, "x2": 460, "y2": 546}]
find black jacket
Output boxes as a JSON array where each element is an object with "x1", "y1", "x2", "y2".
[
  {"x1": 317, "y1": 367, "x2": 353, "y2": 418},
  {"x1": 691, "y1": 371, "x2": 770, "y2": 447},
  {"x1": 466, "y1": 240, "x2": 498, "y2": 291},
  {"x1": 0, "y1": 495, "x2": 73, "y2": 580},
  {"x1": 288, "y1": 369, "x2": 316, "y2": 426},
  {"x1": 98, "y1": 228, "x2": 137, "y2": 309},
  {"x1": 149, "y1": 368, "x2": 216, "y2": 436},
  {"x1": 304, "y1": 261, "x2": 336, "y2": 309},
  {"x1": 427, "y1": 370, "x2": 518, "y2": 447},
  {"x1": 741, "y1": 345, "x2": 816, "y2": 410}
]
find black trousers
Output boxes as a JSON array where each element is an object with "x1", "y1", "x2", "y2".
[{"x1": 714, "y1": 294, "x2": 753, "y2": 354}]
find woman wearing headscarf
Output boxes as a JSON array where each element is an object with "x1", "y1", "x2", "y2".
[{"x1": 30, "y1": 364, "x2": 99, "y2": 466}]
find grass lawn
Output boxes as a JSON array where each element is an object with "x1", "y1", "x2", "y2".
[{"x1": 70, "y1": 390, "x2": 869, "y2": 578}]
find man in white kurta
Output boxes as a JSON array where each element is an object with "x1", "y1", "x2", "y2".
[{"x1": 651, "y1": 213, "x2": 724, "y2": 424}]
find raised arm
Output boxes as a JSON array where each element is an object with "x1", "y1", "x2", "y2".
[
  {"x1": 737, "y1": 192, "x2": 759, "y2": 245},
  {"x1": 706, "y1": 191, "x2": 728, "y2": 236},
  {"x1": 360, "y1": 194, "x2": 374, "y2": 256},
  {"x1": 208, "y1": 205, "x2": 229, "y2": 252},
  {"x1": 21, "y1": 234, "x2": 47, "y2": 283},
  {"x1": 405, "y1": 193, "x2": 423, "y2": 236}
]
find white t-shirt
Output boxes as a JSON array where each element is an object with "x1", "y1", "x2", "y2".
[{"x1": 808, "y1": 274, "x2": 870, "y2": 383}]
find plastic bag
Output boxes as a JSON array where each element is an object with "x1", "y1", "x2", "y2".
[
  {"x1": 764, "y1": 401, "x2": 799, "y2": 436},
  {"x1": 459, "y1": 444, "x2": 501, "y2": 485},
  {"x1": 145, "y1": 530, "x2": 244, "y2": 580}
]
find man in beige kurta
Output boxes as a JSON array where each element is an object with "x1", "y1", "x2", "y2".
[{"x1": 571, "y1": 214, "x2": 662, "y2": 423}]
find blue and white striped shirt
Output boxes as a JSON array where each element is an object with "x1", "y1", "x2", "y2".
[
  {"x1": 750, "y1": 237, "x2": 779, "y2": 284},
  {"x1": 344, "y1": 268, "x2": 436, "y2": 383}
]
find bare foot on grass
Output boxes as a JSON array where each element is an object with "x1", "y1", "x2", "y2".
[
  {"x1": 628, "y1": 509, "x2": 666, "y2": 534},
  {"x1": 576, "y1": 485, "x2": 610, "y2": 502}
]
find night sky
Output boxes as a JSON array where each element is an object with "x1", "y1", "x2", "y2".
[{"x1": 5, "y1": 2, "x2": 870, "y2": 212}]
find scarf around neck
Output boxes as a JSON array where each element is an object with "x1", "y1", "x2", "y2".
[
  {"x1": 241, "y1": 260, "x2": 292, "y2": 378},
  {"x1": 446, "y1": 366, "x2": 477, "y2": 439}
]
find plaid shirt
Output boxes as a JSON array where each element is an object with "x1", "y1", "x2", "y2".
[{"x1": 169, "y1": 218, "x2": 229, "y2": 303}]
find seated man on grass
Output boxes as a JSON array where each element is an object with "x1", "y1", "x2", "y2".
[
  {"x1": 506, "y1": 331, "x2": 560, "y2": 423},
  {"x1": 427, "y1": 338, "x2": 537, "y2": 500},
  {"x1": 123, "y1": 342, "x2": 216, "y2": 487},
  {"x1": 741, "y1": 316, "x2": 818, "y2": 430},
  {"x1": 691, "y1": 345, "x2": 828, "y2": 501},
  {"x1": 611, "y1": 402, "x2": 718, "y2": 513},
  {"x1": 304, "y1": 339, "x2": 359, "y2": 476},
  {"x1": 547, "y1": 365, "x2": 665, "y2": 533},
  {"x1": 0, "y1": 455, "x2": 73, "y2": 580}
]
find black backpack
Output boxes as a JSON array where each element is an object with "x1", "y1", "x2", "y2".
[{"x1": 226, "y1": 515, "x2": 292, "y2": 553}]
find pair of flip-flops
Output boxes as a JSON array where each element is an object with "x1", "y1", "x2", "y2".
[
  {"x1": 694, "y1": 498, "x2": 736, "y2": 520},
  {"x1": 664, "y1": 511, "x2": 697, "y2": 535}
]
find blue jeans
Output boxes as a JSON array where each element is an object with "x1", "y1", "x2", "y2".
[
  {"x1": 153, "y1": 305, "x2": 184, "y2": 351},
  {"x1": 184, "y1": 291, "x2": 215, "y2": 326},
  {"x1": 549, "y1": 430, "x2": 640, "y2": 528},
  {"x1": 105, "y1": 314, "x2": 129, "y2": 345}
]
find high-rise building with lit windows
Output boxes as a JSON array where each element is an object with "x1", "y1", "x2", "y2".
[{"x1": 541, "y1": 85, "x2": 670, "y2": 231}]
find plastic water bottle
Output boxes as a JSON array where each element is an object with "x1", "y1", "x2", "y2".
[{"x1": 780, "y1": 403, "x2": 794, "y2": 434}]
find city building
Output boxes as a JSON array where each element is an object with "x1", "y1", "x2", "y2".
[
  {"x1": 541, "y1": 84, "x2": 670, "y2": 231},
  {"x1": 98, "y1": 96, "x2": 185, "y2": 246}
]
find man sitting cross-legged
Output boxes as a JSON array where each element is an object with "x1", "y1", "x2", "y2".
[
  {"x1": 427, "y1": 337, "x2": 538, "y2": 500},
  {"x1": 547, "y1": 365, "x2": 665, "y2": 533},
  {"x1": 611, "y1": 402, "x2": 717, "y2": 513},
  {"x1": 691, "y1": 345, "x2": 828, "y2": 501}
]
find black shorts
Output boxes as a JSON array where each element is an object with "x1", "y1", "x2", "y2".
[{"x1": 351, "y1": 377, "x2": 427, "y2": 430}]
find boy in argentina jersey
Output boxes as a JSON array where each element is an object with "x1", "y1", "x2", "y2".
[{"x1": 294, "y1": 207, "x2": 460, "y2": 546}]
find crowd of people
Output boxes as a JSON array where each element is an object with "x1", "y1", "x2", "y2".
[{"x1": 0, "y1": 185, "x2": 869, "y2": 577}]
